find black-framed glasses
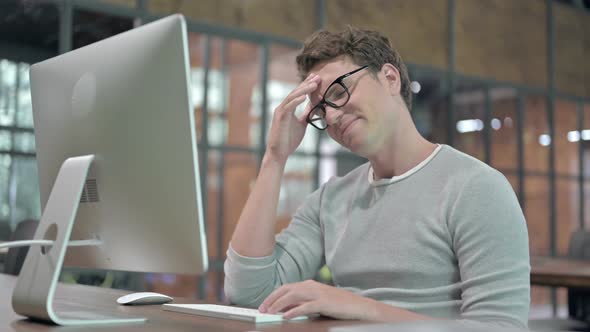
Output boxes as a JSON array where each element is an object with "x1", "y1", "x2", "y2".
[{"x1": 306, "y1": 65, "x2": 369, "y2": 130}]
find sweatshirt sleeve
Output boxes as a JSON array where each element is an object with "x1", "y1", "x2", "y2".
[
  {"x1": 449, "y1": 168, "x2": 530, "y2": 328},
  {"x1": 223, "y1": 183, "x2": 326, "y2": 308}
]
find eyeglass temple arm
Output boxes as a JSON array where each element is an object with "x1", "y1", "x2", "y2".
[{"x1": 339, "y1": 65, "x2": 369, "y2": 81}]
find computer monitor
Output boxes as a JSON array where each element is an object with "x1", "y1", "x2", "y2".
[{"x1": 11, "y1": 14, "x2": 208, "y2": 326}]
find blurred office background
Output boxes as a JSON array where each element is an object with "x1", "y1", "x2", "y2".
[{"x1": 0, "y1": 0, "x2": 588, "y2": 321}]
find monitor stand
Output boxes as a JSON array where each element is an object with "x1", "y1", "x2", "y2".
[{"x1": 11, "y1": 155, "x2": 146, "y2": 326}]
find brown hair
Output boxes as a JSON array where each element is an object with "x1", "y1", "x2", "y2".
[{"x1": 296, "y1": 26, "x2": 412, "y2": 110}]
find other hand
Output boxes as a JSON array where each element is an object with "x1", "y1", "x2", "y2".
[{"x1": 258, "y1": 280, "x2": 375, "y2": 320}]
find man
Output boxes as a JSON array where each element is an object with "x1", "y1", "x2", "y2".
[{"x1": 224, "y1": 26, "x2": 530, "y2": 328}]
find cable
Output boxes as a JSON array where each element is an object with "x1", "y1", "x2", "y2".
[{"x1": 0, "y1": 239, "x2": 102, "y2": 250}]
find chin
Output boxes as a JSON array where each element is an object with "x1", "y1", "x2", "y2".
[
  {"x1": 332, "y1": 137, "x2": 365, "y2": 158},
  {"x1": 352, "y1": 144, "x2": 374, "y2": 158},
  {"x1": 350, "y1": 130, "x2": 393, "y2": 157},
  {"x1": 344, "y1": 138, "x2": 373, "y2": 157}
]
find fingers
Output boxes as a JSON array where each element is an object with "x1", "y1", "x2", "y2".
[
  {"x1": 266, "y1": 291, "x2": 299, "y2": 314},
  {"x1": 303, "y1": 72, "x2": 320, "y2": 85},
  {"x1": 282, "y1": 302, "x2": 317, "y2": 320},
  {"x1": 281, "y1": 74, "x2": 320, "y2": 109},
  {"x1": 280, "y1": 303, "x2": 301, "y2": 313},
  {"x1": 284, "y1": 83, "x2": 317, "y2": 108},
  {"x1": 283, "y1": 95, "x2": 307, "y2": 119},
  {"x1": 259, "y1": 286, "x2": 289, "y2": 313},
  {"x1": 297, "y1": 96, "x2": 316, "y2": 123}
]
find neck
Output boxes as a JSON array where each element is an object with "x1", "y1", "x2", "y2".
[{"x1": 367, "y1": 111, "x2": 437, "y2": 180}]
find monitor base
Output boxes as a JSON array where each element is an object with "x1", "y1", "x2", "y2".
[{"x1": 10, "y1": 155, "x2": 146, "y2": 326}]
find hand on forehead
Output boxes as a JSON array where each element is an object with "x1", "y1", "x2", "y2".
[{"x1": 306, "y1": 56, "x2": 358, "y2": 103}]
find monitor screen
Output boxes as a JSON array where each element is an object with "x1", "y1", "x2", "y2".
[{"x1": 29, "y1": 14, "x2": 208, "y2": 275}]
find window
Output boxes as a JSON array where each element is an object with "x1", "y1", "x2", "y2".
[{"x1": 0, "y1": 59, "x2": 40, "y2": 230}]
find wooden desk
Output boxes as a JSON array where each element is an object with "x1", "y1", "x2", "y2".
[
  {"x1": 531, "y1": 256, "x2": 590, "y2": 288},
  {"x1": 0, "y1": 273, "x2": 373, "y2": 332}
]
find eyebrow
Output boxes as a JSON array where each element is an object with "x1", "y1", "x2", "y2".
[{"x1": 313, "y1": 66, "x2": 367, "y2": 103}]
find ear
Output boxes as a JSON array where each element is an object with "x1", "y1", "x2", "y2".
[{"x1": 381, "y1": 63, "x2": 401, "y2": 96}]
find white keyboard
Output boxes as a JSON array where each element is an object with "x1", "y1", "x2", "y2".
[{"x1": 162, "y1": 303, "x2": 308, "y2": 324}]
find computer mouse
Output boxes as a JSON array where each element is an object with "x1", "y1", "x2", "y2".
[{"x1": 116, "y1": 292, "x2": 173, "y2": 305}]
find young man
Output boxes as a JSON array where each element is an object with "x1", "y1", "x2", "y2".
[{"x1": 224, "y1": 26, "x2": 530, "y2": 328}]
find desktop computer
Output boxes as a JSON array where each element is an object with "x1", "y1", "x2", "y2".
[{"x1": 11, "y1": 14, "x2": 208, "y2": 325}]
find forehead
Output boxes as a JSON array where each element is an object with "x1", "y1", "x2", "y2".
[
  {"x1": 307, "y1": 56, "x2": 359, "y2": 101},
  {"x1": 308, "y1": 56, "x2": 358, "y2": 84}
]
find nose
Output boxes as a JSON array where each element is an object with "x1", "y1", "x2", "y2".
[{"x1": 324, "y1": 105, "x2": 343, "y2": 126}]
